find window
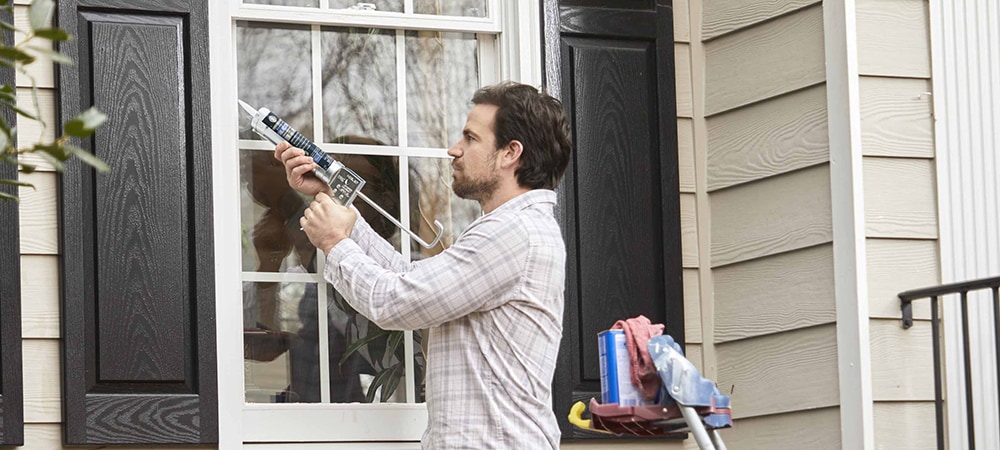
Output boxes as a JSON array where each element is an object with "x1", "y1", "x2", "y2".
[{"x1": 211, "y1": 0, "x2": 541, "y2": 443}]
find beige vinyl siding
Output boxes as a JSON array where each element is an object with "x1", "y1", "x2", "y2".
[
  {"x1": 856, "y1": 0, "x2": 938, "y2": 446},
  {"x1": 675, "y1": 43, "x2": 693, "y2": 118},
  {"x1": 706, "y1": 84, "x2": 829, "y2": 191},
  {"x1": 716, "y1": 406, "x2": 841, "y2": 450},
  {"x1": 683, "y1": 268, "x2": 702, "y2": 343},
  {"x1": 701, "y1": 0, "x2": 819, "y2": 41},
  {"x1": 697, "y1": 0, "x2": 841, "y2": 443},
  {"x1": 866, "y1": 239, "x2": 937, "y2": 320},
  {"x1": 713, "y1": 244, "x2": 835, "y2": 342},
  {"x1": 856, "y1": 0, "x2": 931, "y2": 78},
  {"x1": 703, "y1": 4, "x2": 825, "y2": 116},
  {"x1": 710, "y1": 164, "x2": 833, "y2": 267},
  {"x1": 716, "y1": 325, "x2": 839, "y2": 418},
  {"x1": 873, "y1": 402, "x2": 937, "y2": 450},
  {"x1": 677, "y1": 118, "x2": 695, "y2": 193}
]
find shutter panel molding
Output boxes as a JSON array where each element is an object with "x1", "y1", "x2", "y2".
[
  {"x1": 543, "y1": 0, "x2": 684, "y2": 440},
  {"x1": 0, "y1": 6, "x2": 25, "y2": 445},
  {"x1": 57, "y1": 0, "x2": 217, "y2": 445}
]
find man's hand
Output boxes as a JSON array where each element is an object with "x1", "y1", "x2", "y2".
[
  {"x1": 301, "y1": 192, "x2": 356, "y2": 254},
  {"x1": 274, "y1": 141, "x2": 333, "y2": 197}
]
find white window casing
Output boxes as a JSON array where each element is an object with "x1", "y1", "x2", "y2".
[{"x1": 210, "y1": 0, "x2": 543, "y2": 446}]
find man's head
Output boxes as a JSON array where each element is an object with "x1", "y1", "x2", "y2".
[{"x1": 468, "y1": 82, "x2": 572, "y2": 191}]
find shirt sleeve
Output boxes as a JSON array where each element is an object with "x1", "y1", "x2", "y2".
[
  {"x1": 324, "y1": 213, "x2": 528, "y2": 330},
  {"x1": 346, "y1": 206, "x2": 410, "y2": 273}
]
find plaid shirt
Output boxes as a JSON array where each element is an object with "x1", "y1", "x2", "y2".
[{"x1": 326, "y1": 189, "x2": 565, "y2": 449}]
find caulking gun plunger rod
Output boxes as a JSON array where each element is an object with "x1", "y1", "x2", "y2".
[{"x1": 238, "y1": 99, "x2": 445, "y2": 250}]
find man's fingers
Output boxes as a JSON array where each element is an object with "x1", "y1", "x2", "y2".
[{"x1": 273, "y1": 141, "x2": 291, "y2": 160}]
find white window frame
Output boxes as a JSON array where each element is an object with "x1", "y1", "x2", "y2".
[{"x1": 209, "y1": 0, "x2": 542, "y2": 447}]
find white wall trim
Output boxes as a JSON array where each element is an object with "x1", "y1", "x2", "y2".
[
  {"x1": 823, "y1": 0, "x2": 874, "y2": 448},
  {"x1": 210, "y1": 1, "x2": 243, "y2": 449},
  {"x1": 930, "y1": 0, "x2": 1000, "y2": 448}
]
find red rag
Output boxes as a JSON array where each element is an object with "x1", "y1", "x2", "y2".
[{"x1": 611, "y1": 315, "x2": 664, "y2": 401}]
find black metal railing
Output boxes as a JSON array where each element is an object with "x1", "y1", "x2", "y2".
[{"x1": 899, "y1": 275, "x2": 1000, "y2": 450}]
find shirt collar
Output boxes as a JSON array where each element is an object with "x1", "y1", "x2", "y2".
[{"x1": 485, "y1": 189, "x2": 557, "y2": 217}]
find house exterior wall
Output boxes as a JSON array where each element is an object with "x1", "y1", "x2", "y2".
[
  {"x1": 694, "y1": 1, "x2": 842, "y2": 447},
  {"x1": 856, "y1": 0, "x2": 938, "y2": 447},
  {"x1": 11, "y1": 0, "x2": 945, "y2": 448}
]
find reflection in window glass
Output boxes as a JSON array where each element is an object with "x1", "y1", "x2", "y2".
[
  {"x1": 321, "y1": 27, "x2": 398, "y2": 145},
  {"x1": 244, "y1": 282, "x2": 323, "y2": 403},
  {"x1": 414, "y1": 0, "x2": 487, "y2": 17},
  {"x1": 405, "y1": 31, "x2": 479, "y2": 149},
  {"x1": 326, "y1": 284, "x2": 417, "y2": 403},
  {"x1": 409, "y1": 157, "x2": 480, "y2": 259},
  {"x1": 237, "y1": 22, "x2": 314, "y2": 141},
  {"x1": 243, "y1": 0, "x2": 319, "y2": 7},
  {"x1": 328, "y1": 149, "x2": 403, "y2": 248},
  {"x1": 239, "y1": 149, "x2": 315, "y2": 273},
  {"x1": 328, "y1": 0, "x2": 403, "y2": 12}
]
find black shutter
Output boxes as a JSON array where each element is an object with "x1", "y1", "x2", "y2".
[
  {"x1": 543, "y1": 0, "x2": 684, "y2": 439},
  {"x1": 56, "y1": 0, "x2": 216, "y2": 445},
  {"x1": 0, "y1": 5, "x2": 24, "y2": 445}
]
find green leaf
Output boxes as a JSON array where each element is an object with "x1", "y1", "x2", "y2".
[
  {"x1": 27, "y1": 46, "x2": 73, "y2": 65},
  {"x1": 34, "y1": 142, "x2": 68, "y2": 160},
  {"x1": 385, "y1": 330, "x2": 403, "y2": 361},
  {"x1": 339, "y1": 327, "x2": 390, "y2": 366},
  {"x1": 0, "y1": 179, "x2": 35, "y2": 189},
  {"x1": 0, "y1": 47, "x2": 36, "y2": 64},
  {"x1": 66, "y1": 144, "x2": 110, "y2": 173},
  {"x1": 17, "y1": 160, "x2": 36, "y2": 174},
  {"x1": 29, "y1": 0, "x2": 55, "y2": 31},
  {"x1": 379, "y1": 363, "x2": 403, "y2": 403},
  {"x1": 34, "y1": 151, "x2": 64, "y2": 171},
  {"x1": 0, "y1": 190, "x2": 18, "y2": 202},
  {"x1": 63, "y1": 107, "x2": 106, "y2": 138},
  {"x1": 32, "y1": 27, "x2": 70, "y2": 41},
  {"x1": 7, "y1": 104, "x2": 38, "y2": 121},
  {"x1": 0, "y1": 20, "x2": 15, "y2": 33},
  {"x1": 365, "y1": 363, "x2": 402, "y2": 403},
  {"x1": 0, "y1": 86, "x2": 15, "y2": 103}
]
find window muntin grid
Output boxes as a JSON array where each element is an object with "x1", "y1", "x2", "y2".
[{"x1": 236, "y1": 4, "x2": 488, "y2": 409}]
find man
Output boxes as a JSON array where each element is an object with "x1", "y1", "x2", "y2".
[{"x1": 274, "y1": 81, "x2": 572, "y2": 448}]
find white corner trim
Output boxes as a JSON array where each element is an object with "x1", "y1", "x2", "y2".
[{"x1": 822, "y1": 0, "x2": 874, "y2": 448}]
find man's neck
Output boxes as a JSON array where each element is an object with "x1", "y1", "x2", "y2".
[{"x1": 480, "y1": 185, "x2": 532, "y2": 214}]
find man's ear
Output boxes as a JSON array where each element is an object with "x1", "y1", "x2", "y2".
[{"x1": 500, "y1": 140, "x2": 523, "y2": 170}]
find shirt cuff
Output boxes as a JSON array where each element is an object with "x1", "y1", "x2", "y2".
[{"x1": 328, "y1": 237, "x2": 363, "y2": 265}]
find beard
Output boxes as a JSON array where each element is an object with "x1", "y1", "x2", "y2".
[{"x1": 452, "y1": 171, "x2": 501, "y2": 201}]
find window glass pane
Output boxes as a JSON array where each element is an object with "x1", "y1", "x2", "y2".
[
  {"x1": 244, "y1": 0, "x2": 320, "y2": 7},
  {"x1": 244, "y1": 282, "x2": 322, "y2": 403},
  {"x1": 409, "y1": 156, "x2": 480, "y2": 259},
  {"x1": 240, "y1": 150, "x2": 316, "y2": 273},
  {"x1": 321, "y1": 27, "x2": 398, "y2": 145},
  {"x1": 414, "y1": 0, "x2": 487, "y2": 17},
  {"x1": 405, "y1": 31, "x2": 479, "y2": 148},
  {"x1": 240, "y1": 149, "x2": 316, "y2": 273},
  {"x1": 328, "y1": 0, "x2": 403, "y2": 12},
  {"x1": 328, "y1": 150, "x2": 405, "y2": 251},
  {"x1": 326, "y1": 284, "x2": 415, "y2": 403},
  {"x1": 237, "y1": 22, "x2": 314, "y2": 141}
]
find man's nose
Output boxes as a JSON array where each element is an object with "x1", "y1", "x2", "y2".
[{"x1": 447, "y1": 143, "x2": 461, "y2": 158}]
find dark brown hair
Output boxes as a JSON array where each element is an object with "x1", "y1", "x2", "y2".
[{"x1": 471, "y1": 82, "x2": 572, "y2": 190}]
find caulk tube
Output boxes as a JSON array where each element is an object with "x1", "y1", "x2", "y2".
[{"x1": 249, "y1": 107, "x2": 365, "y2": 206}]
